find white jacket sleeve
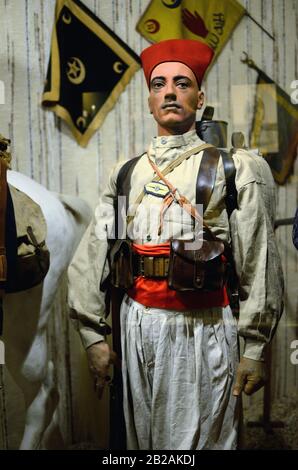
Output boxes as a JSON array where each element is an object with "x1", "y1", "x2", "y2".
[{"x1": 67, "y1": 160, "x2": 126, "y2": 349}]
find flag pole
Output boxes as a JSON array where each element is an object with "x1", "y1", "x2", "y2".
[
  {"x1": 245, "y1": 11, "x2": 275, "y2": 41},
  {"x1": 241, "y1": 52, "x2": 276, "y2": 84},
  {"x1": 240, "y1": 52, "x2": 261, "y2": 74}
]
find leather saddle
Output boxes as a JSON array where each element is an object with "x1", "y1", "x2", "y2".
[
  {"x1": 0, "y1": 136, "x2": 50, "y2": 337},
  {"x1": 0, "y1": 161, "x2": 50, "y2": 297}
]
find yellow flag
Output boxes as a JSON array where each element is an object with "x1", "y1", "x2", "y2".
[
  {"x1": 250, "y1": 71, "x2": 298, "y2": 185},
  {"x1": 136, "y1": 0, "x2": 245, "y2": 64}
]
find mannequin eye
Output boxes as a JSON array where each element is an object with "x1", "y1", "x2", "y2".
[
  {"x1": 176, "y1": 81, "x2": 189, "y2": 88},
  {"x1": 151, "y1": 80, "x2": 164, "y2": 89}
]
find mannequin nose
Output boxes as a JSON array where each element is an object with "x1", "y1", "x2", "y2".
[
  {"x1": 162, "y1": 80, "x2": 176, "y2": 99},
  {"x1": 164, "y1": 87, "x2": 177, "y2": 101}
]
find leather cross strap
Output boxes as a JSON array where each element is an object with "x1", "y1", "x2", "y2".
[
  {"x1": 147, "y1": 154, "x2": 204, "y2": 235},
  {"x1": 195, "y1": 147, "x2": 221, "y2": 213},
  {"x1": 126, "y1": 143, "x2": 214, "y2": 226}
]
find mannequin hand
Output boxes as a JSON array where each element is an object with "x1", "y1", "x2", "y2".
[
  {"x1": 233, "y1": 356, "x2": 267, "y2": 396},
  {"x1": 86, "y1": 341, "x2": 118, "y2": 399}
]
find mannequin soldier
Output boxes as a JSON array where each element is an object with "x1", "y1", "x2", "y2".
[{"x1": 68, "y1": 39, "x2": 284, "y2": 450}]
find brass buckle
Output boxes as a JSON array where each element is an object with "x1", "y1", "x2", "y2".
[
  {"x1": 143, "y1": 256, "x2": 154, "y2": 277},
  {"x1": 141, "y1": 256, "x2": 169, "y2": 277},
  {"x1": 154, "y1": 257, "x2": 164, "y2": 277}
]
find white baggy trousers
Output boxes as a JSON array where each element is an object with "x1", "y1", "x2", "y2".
[{"x1": 120, "y1": 295, "x2": 240, "y2": 450}]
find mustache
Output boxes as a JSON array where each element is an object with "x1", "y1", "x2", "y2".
[{"x1": 161, "y1": 101, "x2": 182, "y2": 109}]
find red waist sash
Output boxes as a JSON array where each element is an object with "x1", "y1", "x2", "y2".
[{"x1": 127, "y1": 242, "x2": 229, "y2": 311}]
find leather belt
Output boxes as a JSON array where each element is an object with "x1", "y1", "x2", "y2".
[{"x1": 133, "y1": 254, "x2": 169, "y2": 278}]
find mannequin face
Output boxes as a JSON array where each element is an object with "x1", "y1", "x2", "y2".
[{"x1": 148, "y1": 61, "x2": 204, "y2": 136}]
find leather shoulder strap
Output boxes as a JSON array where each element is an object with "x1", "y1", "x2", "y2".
[
  {"x1": 116, "y1": 155, "x2": 142, "y2": 196},
  {"x1": 196, "y1": 148, "x2": 238, "y2": 217},
  {"x1": 113, "y1": 155, "x2": 142, "y2": 238},
  {"x1": 196, "y1": 147, "x2": 220, "y2": 213}
]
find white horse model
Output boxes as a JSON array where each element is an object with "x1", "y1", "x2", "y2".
[{"x1": 1, "y1": 170, "x2": 92, "y2": 449}]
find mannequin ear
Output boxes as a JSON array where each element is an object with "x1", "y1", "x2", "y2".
[{"x1": 197, "y1": 90, "x2": 205, "y2": 110}]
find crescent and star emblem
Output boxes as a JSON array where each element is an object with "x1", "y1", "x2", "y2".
[
  {"x1": 161, "y1": 0, "x2": 182, "y2": 8},
  {"x1": 145, "y1": 19, "x2": 160, "y2": 34},
  {"x1": 76, "y1": 116, "x2": 87, "y2": 129},
  {"x1": 113, "y1": 61, "x2": 124, "y2": 74},
  {"x1": 66, "y1": 57, "x2": 86, "y2": 85},
  {"x1": 62, "y1": 12, "x2": 72, "y2": 24}
]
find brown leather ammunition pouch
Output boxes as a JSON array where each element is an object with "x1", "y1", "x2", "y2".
[
  {"x1": 168, "y1": 227, "x2": 227, "y2": 291},
  {"x1": 108, "y1": 230, "x2": 228, "y2": 292},
  {"x1": 109, "y1": 239, "x2": 134, "y2": 290}
]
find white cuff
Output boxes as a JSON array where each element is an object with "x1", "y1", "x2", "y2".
[
  {"x1": 243, "y1": 338, "x2": 266, "y2": 361},
  {"x1": 79, "y1": 326, "x2": 105, "y2": 350}
]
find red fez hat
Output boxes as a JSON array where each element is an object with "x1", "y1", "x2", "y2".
[{"x1": 140, "y1": 39, "x2": 214, "y2": 88}]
